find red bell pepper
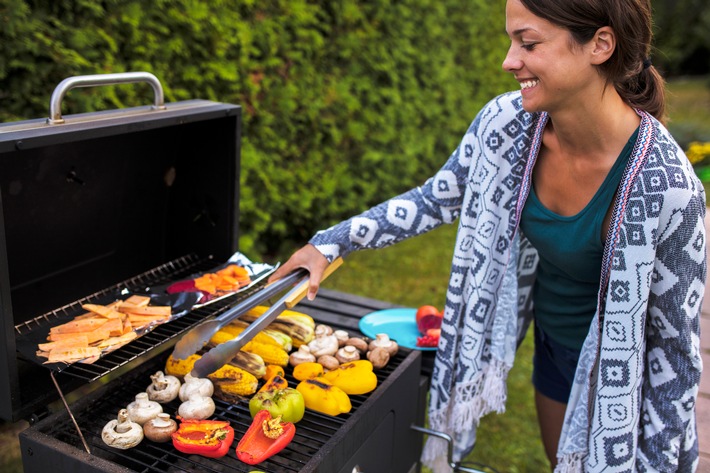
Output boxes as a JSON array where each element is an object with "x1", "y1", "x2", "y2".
[
  {"x1": 171, "y1": 418, "x2": 234, "y2": 458},
  {"x1": 236, "y1": 410, "x2": 296, "y2": 465}
]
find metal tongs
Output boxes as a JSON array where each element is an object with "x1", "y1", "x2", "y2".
[
  {"x1": 171, "y1": 268, "x2": 306, "y2": 360},
  {"x1": 190, "y1": 257, "x2": 343, "y2": 378}
]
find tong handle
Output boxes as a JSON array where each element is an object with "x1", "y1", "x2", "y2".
[
  {"x1": 284, "y1": 257, "x2": 343, "y2": 308},
  {"x1": 190, "y1": 257, "x2": 343, "y2": 377}
]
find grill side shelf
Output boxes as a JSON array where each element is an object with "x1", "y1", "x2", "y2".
[{"x1": 15, "y1": 254, "x2": 275, "y2": 384}]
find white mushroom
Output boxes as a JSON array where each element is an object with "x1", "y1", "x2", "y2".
[
  {"x1": 335, "y1": 345, "x2": 360, "y2": 364},
  {"x1": 308, "y1": 333, "x2": 340, "y2": 357},
  {"x1": 126, "y1": 392, "x2": 162, "y2": 426},
  {"x1": 289, "y1": 345, "x2": 316, "y2": 366},
  {"x1": 146, "y1": 371, "x2": 181, "y2": 403},
  {"x1": 368, "y1": 333, "x2": 399, "y2": 357},
  {"x1": 178, "y1": 392, "x2": 215, "y2": 420},
  {"x1": 315, "y1": 324, "x2": 334, "y2": 337},
  {"x1": 333, "y1": 330, "x2": 349, "y2": 347},
  {"x1": 179, "y1": 372, "x2": 214, "y2": 402},
  {"x1": 143, "y1": 413, "x2": 178, "y2": 443},
  {"x1": 102, "y1": 409, "x2": 144, "y2": 449}
]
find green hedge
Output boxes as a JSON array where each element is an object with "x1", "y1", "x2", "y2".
[{"x1": 1, "y1": 0, "x2": 514, "y2": 257}]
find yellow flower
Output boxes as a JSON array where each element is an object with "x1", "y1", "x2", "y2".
[{"x1": 687, "y1": 141, "x2": 710, "y2": 165}]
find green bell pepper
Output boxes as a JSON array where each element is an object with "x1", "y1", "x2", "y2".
[{"x1": 248, "y1": 387, "x2": 305, "y2": 423}]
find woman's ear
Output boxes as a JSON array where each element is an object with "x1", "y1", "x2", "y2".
[{"x1": 590, "y1": 26, "x2": 616, "y2": 65}]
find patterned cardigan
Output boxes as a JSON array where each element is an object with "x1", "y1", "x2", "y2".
[{"x1": 310, "y1": 91, "x2": 705, "y2": 472}]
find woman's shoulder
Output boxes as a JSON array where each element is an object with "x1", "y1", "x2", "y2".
[{"x1": 635, "y1": 111, "x2": 704, "y2": 204}]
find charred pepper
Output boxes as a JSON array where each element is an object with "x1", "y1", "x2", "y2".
[
  {"x1": 236, "y1": 410, "x2": 296, "y2": 465},
  {"x1": 296, "y1": 377, "x2": 351, "y2": 416},
  {"x1": 171, "y1": 418, "x2": 234, "y2": 458},
  {"x1": 249, "y1": 387, "x2": 305, "y2": 423}
]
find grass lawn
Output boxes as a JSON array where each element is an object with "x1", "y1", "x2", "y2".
[{"x1": 665, "y1": 76, "x2": 710, "y2": 145}]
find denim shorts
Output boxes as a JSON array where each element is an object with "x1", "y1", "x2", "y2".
[{"x1": 532, "y1": 324, "x2": 582, "y2": 404}]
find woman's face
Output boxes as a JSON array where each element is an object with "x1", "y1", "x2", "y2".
[{"x1": 502, "y1": 0, "x2": 599, "y2": 114}]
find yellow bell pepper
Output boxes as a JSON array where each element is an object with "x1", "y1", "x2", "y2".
[
  {"x1": 292, "y1": 362, "x2": 325, "y2": 381},
  {"x1": 322, "y1": 360, "x2": 377, "y2": 395},
  {"x1": 296, "y1": 377, "x2": 351, "y2": 416}
]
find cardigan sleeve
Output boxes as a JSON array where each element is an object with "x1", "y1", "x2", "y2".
[
  {"x1": 308, "y1": 113, "x2": 482, "y2": 261},
  {"x1": 639, "y1": 190, "x2": 705, "y2": 471}
]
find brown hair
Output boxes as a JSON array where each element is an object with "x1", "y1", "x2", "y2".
[{"x1": 519, "y1": 0, "x2": 666, "y2": 124}]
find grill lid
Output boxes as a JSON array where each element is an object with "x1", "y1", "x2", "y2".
[{"x1": 0, "y1": 73, "x2": 242, "y2": 421}]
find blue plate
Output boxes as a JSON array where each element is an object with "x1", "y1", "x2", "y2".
[{"x1": 358, "y1": 308, "x2": 437, "y2": 351}]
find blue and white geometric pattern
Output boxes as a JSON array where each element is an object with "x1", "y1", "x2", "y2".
[{"x1": 309, "y1": 91, "x2": 705, "y2": 472}]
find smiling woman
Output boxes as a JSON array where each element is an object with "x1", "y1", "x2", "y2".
[{"x1": 271, "y1": 0, "x2": 705, "y2": 472}]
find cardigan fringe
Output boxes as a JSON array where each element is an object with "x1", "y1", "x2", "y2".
[{"x1": 555, "y1": 452, "x2": 585, "y2": 473}]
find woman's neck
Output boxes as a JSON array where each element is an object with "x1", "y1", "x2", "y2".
[{"x1": 544, "y1": 85, "x2": 640, "y2": 161}]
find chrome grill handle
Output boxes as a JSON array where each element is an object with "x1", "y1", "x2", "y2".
[{"x1": 48, "y1": 71, "x2": 166, "y2": 124}]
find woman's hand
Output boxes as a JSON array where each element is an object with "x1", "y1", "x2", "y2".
[{"x1": 268, "y1": 244, "x2": 330, "y2": 301}]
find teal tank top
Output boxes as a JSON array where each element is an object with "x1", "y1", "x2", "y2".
[{"x1": 520, "y1": 128, "x2": 639, "y2": 350}]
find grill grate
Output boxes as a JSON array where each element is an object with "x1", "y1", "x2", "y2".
[{"x1": 41, "y1": 337, "x2": 410, "y2": 473}]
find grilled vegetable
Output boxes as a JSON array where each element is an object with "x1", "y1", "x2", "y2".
[
  {"x1": 178, "y1": 392, "x2": 215, "y2": 420},
  {"x1": 241, "y1": 340, "x2": 290, "y2": 367},
  {"x1": 143, "y1": 413, "x2": 177, "y2": 443},
  {"x1": 146, "y1": 371, "x2": 181, "y2": 403},
  {"x1": 322, "y1": 360, "x2": 377, "y2": 395},
  {"x1": 208, "y1": 365, "x2": 259, "y2": 400},
  {"x1": 102, "y1": 409, "x2": 143, "y2": 449},
  {"x1": 236, "y1": 410, "x2": 295, "y2": 465},
  {"x1": 224, "y1": 320, "x2": 293, "y2": 352},
  {"x1": 231, "y1": 350, "x2": 267, "y2": 379},
  {"x1": 178, "y1": 373, "x2": 214, "y2": 402},
  {"x1": 289, "y1": 345, "x2": 316, "y2": 366},
  {"x1": 262, "y1": 365, "x2": 285, "y2": 381},
  {"x1": 165, "y1": 353, "x2": 258, "y2": 399},
  {"x1": 126, "y1": 392, "x2": 162, "y2": 426},
  {"x1": 292, "y1": 362, "x2": 325, "y2": 381},
  {"x1": 296, "y1": 377, "x2": 351, "y2": 416},
  {"x1": 249, "y1": 387, "x2": 305, "y2": 423},
  {"x1": 172, "y1": 418, "x2": 234, "y2": 458},
  {"x1": 242, "y1": 306, "x2": 315, "y2": 347},
  {"x1": 210, "y1": 325, "x2": 291, "y2": 353},
  {"x1": 258, "y1": 374, "x2": 289, "y2": 393}
]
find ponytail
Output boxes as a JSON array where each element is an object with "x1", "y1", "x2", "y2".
[{"x1": 615, "y1": 58, "x2": 667, "y2": 125}]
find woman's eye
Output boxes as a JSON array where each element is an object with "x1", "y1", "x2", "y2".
[{"x1": 522, "y1": 43, "x2": 537, "y2": 51}]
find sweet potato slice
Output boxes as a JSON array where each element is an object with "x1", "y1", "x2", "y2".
[
  {"x1": 95, "y1": 331, "x2": 138, "y2": 349},
  {"x1": 101, "y1": 318, "x2": 124, "y2": 337},
  {"x1": 119, "y1": 305, "x2": 171, "y2": 317},
  {"x1": 122, "y1": 295, "x2": 151, "y2": 307},
  {"x1": 47, "y1": 347, "x2": 101, "y2": 364},
  {"x1": 49, "y1": 317, "x2": 108, "y2": 334},
  {"x1": 81, "y1": 304, "x2": 115, "y2": 317},
  {"x1": 38, "y1": 335, "x2": 90, "y2": 353}
]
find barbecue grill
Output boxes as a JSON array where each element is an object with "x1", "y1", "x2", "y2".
[{"x1": 0, "y1": 73, "x2": 428, "y2": 473}]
